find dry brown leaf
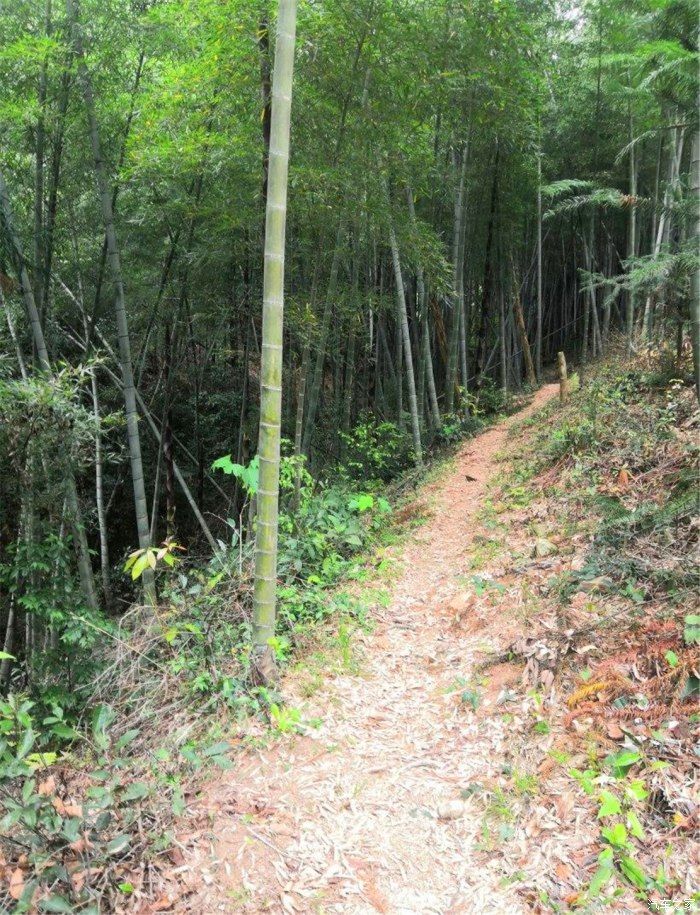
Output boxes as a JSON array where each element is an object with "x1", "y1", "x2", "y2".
[
  {"x1": 9, "y1": 867, "x2": 25, "y2": 901},
  {"x1": 617, "y1": 468, "x2": 632, "y2": 489},
  {"x1": 554, "y1": 793, "x2": 575, "y2": 821},
  {"x1": 69, "y1": 836, "x2": 92, "y2": 854},
  {"x1": 71, "y1": 869, "x2": 86, "y2": 893},
  {"x1": 38, "y1": 776, "x2": 56, "y2": 796}
]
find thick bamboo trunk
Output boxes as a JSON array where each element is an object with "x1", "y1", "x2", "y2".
[
  {"x1": 67, "y1": 0, "x2": 155, "y2": 603},
  {"x1": 252, "y1": 0, "x2": 298, "y2": 679}
]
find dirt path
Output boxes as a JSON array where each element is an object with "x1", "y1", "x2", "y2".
[{"x1": 185, "y1": 385, "x2": 560, "y2": 914}]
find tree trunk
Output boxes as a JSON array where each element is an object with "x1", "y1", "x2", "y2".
[
  {"x1": 499, "y1": 283, "x2": 508, "y2": 393},
  {"x1": 67, "y1": 0, "x2": 155, "y2": 603},
  {"x1": 252, "y1": 0, "x2": 298, "y2": 680},
  {"x1": 33, "y1": 0, "x2": 51, "y2": 316},
  {"x1": 513, "y1": 281, "x2": 536, "y2": 387},
  {"x1": 163, "y1": 320, "x2": 177, "y2": 539},
  {"x1": 625, "y1": 91, "x2": 637, "y2": 355},
  {"x1": 386, "y1": 191, "x2": 422, "y2": 467},
  {"x1": 643, "y1": 122, "x2": 685, "y2": 338},
  {"x1": 302, "y1": 223, "x2": 344, "y2": 455},
  {"x1": 445, "y1": 141, "x2": 469, "y2": 413},
  {"x1": 474, "y1": 144, "x2": 500, "y2": 385}
]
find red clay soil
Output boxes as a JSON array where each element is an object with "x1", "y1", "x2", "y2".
[{"x1": 172, "y1": 384, "x2": 560, "y2": 914}]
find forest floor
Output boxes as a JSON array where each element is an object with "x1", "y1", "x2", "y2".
[
  {"x1": 174, "y1": 384, "x2": 564, "y2": 913},
  {"x1": 158, "y1": 367, "x2": 698, "y2": 915}
]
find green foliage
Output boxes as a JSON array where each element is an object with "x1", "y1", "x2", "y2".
[
  {"x1": 339, "y1": 417, "x2": 414, "y2": 482},
  {"x1": 274, "y1": 459, "x2": 391, "y2": 628},
  {"x1": 212, "y1": 454, "x2": 260, "y2": 497},
  {"x1": 124, "y1": 539, "x2": 185, "y2": 580}
]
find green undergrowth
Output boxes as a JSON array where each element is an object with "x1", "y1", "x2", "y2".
[
  {"x1": 0, "y1": 386, "x2": 521, "y2": 912},
  {"x1": 512, "y1": 349, "x2": 698, "y2": 606},
  {"x1": 483, "y1": 347, "x2": 699, "y2": 912}
]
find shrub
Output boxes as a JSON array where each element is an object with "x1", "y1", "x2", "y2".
[{"x1": 339, "y1": 415, "x2": 414, "y2": 481}]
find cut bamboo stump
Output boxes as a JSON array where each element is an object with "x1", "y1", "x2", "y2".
[{"x1": 558, "y1": 351, "x2": 568, "y2": 403}]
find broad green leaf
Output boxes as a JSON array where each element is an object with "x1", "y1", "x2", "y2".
[
  {"x1": 203, "y1": 740, "x2": 232, "y2": 757},
  {"x1": 116, "y1": 729, "x2": 140, "y2": 751},
  {"x1": 601, "y1": 822, "x2": 627, "y2": 847},
  {"x1": 626, "y1": 809, "x2": 645, "y2": 840},
  {"x1": 618, "y1": 855, "x2": 648, "y2": 889},
  {"x1": 684, "y1": 614, "x2": 700, "y2": 645},
  {"x1": 121, "y1": 782, "x2": 149, "y2": 801},
  {"x1": 625, "y1": 780, "x2": 649, "y2": 802},
  {"x1": 588, "y1": 861, "x2": 614, "y2": 896},
  {"x1": 39, "y1": 895, "x2": 74, "y2": 913},
  {"x1": 597, "y1": 790, "x2": 621, "y2": 817},
  {"x1": 131, "y1": 552, "x2": 150, "y2": 581},
  {"x1": 16, "y1": 727, "x2": 35, "y2": 759},
  {"x1": 106, "y1": 834, "x2": 131, "y2": 855},
  {"x1": 50, "y1": 723, "x2": 81, "y2": 740},
  {"x1": 605, "y1": 750, "x2": 641, "y2": 777}
]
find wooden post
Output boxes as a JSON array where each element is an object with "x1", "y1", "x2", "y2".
[{"x1": 557, "y1": 351, "x2": 568, "y2": 403}]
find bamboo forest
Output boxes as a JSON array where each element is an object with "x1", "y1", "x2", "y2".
[{"x1": 0, "y1": 0, "x2": 698, "y2": 911}]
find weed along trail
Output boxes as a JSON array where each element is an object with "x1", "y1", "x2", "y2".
[{"x1": 183, "y1": 384, "x2": 560, "y2": 914}]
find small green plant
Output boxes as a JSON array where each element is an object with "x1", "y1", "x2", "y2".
[
  {"x1": 587, "y1": 776, "x2": 652, "y2": 900},
  {"x1": 124, "y1": 538, "x2": 184, "y2": 580}
]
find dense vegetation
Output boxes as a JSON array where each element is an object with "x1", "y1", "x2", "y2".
[{"x1": 0, "y1": 0, "x2": 697, "y2": 910}]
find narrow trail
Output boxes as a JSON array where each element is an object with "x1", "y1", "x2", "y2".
[{"x1": 187, "y1": 384, "x2": 560, "y2": 914}]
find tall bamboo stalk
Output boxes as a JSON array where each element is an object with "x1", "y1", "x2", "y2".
[
  {"x1": 445, "y1": 141, "x2": 469, "y2": 413},
  {"x1": 625, "y1": 86, "x2": 637, "y2": 356},
  {"x1": 252, "y1": 0, "x2": 298, "y2": 680},
  {"x1": 386, "y1": 187, "x2": 422, "y2": 467},
  {"x1": 66, "y1": 0, "x2": 155, "y2": 603}
]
